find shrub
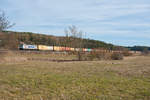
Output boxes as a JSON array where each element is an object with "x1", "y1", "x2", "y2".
[
  {"x1": 77, "y1": 51, "x2": 124, "y2": 61},
  {"x1": 111, "y1": 53, "x2": 123, "y2": 60},
  {"x1": 122, "y1": 51, "x2": 132, "y2": 56},
  {"x1": 85, "y1": 51, "x2": 112, "y2": 61},
  {"x1": 142, "y1": 48, "x2": 149, "y2": 56}
]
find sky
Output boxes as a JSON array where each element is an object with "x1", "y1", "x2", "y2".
[{"x1": 0, "y1": 0, "x2": 150, "y2": 46}]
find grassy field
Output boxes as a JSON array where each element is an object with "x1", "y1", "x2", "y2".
[{"x1": 0, "y1": 53, "x2": 150, "y2": 100}]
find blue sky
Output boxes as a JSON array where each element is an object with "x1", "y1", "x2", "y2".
[{"x1": 0, "y1": 0, "x2": 150, "y2": 46}]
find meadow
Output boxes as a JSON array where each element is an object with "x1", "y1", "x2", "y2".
[{"x1": 0, "y1": 52, "x2": 150, "y2": 100}]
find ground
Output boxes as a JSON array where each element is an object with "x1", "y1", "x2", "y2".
[{"x1": 0, "y1": 53, "x2": 150, "y2": 100}]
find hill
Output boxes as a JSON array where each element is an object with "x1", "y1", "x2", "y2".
[{"x1": 0, "y1": 31, "x2": 123, "y2": 50}]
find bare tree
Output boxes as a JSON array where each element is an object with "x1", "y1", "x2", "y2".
[
  {"x1": 0, "y1": 10, "x2": 14, "y2": 32},
  {"x1": 0, "y1": 10, "x2": 16, "y2": 49},
  {"x1": 65, "y1": 25, "x2": 84, "y2": 48},
  {"x1": 65, "y1": 25, "x2": 85, "y2": 60}
]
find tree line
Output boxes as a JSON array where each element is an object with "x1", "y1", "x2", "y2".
[{"x1": 127, "y1": 46, "x2": 150, "y2": 52}]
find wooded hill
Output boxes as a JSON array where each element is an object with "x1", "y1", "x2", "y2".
[
  {"x1": 0, "y1": 31, "x2": 124, "y2": 50},
  {"x1": 127, "y1": 46, "x2": 150, "y2": 52}
]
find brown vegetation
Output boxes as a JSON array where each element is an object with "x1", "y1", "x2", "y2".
[
  {"x1": 0, "y1": 51, "x2": 27, "y2": 63},
  {"x1": 79, "y1": 51, "x2": 124, "y2": 61}
]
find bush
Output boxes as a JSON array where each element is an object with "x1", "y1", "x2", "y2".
[
  {"x1": 142, "y1": 48, "x2": 149, "y2": 56},
  {"x1": 111, "y1": 53, "x2": 123, "y2": 60},
  {"x1": 122, "y1": 51, "x2": 132, "y2": 56},
  {"x1": 85, "y1": 51, "x2": 112, "y2": 61},
  {"x1": 76, "y1": 51, "x2": 124, "y2": 61}
]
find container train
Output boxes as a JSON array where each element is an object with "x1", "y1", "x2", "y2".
[
  {"x1": 19, "y1": 44, "x2": 92, "y2": 52},
  {"x1": 19, "y1": 44, "x2": 133, "y2": 53}
]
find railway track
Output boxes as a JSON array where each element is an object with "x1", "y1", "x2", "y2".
[{"x1": 0, "y1": 49, "x2": 69, "y2": 54}]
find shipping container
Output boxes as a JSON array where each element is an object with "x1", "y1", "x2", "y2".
[
  {"x1": 84, "y1": 48, "x2": 89, "y2": 52},
  {"x1": 59, "y1": 47, "x2": 66, "y2": 51},
  {"x1": 62, "y1": 47, "x2": 66, "y2": 51},
  {"x1": 83, "y1": 48, "x2": 86, "y2": 52},
  {"x1": 75, "y1": 48, "x2": 83, "y2": 52},
  {"x1": 26, "y1": 45, "x2": 38, "y2": 50},
  {"x1": 70, "y1": 48, "x2": 75, "y2": 51},
  {"x1": 54, "y1": 46, "x2": 60, "y2": 51},
  {"x1": 87, "y1": 49, "x2": 92, "y2": 52},
  {"x1": 66, "y1": 47, "x2": 71, "y2": 51},
  {"x1": 38, "y1": 45, "x2": 53, "y2": 51},
  {"x1": 19, "y1": 44, "x2": 38, "y2": 50},
  {"x1": 75, "y1": 48, "x2": 79, "y2": 51}
]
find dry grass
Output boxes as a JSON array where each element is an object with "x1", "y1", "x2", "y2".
[
  {"x1": 0, "y1": 51, "x2": 28, "y2": 63},
  {"x1": 105, "y1": 56, "x2": 150, "y2": 77},
  {"x1": 0, "y1": 51, "x2": 77, "y2": 63},
  {"x1": 0, "y1": 52, "x2": 150, "y2": 100},
  {"x1": 16, "y1": 51, "x2": 77, "y2": 60}
]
